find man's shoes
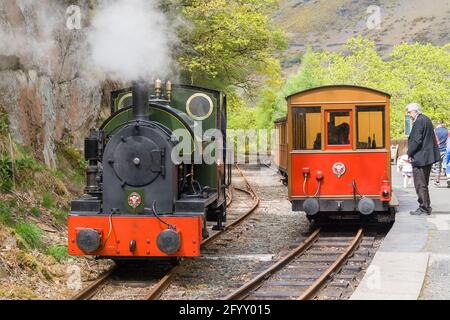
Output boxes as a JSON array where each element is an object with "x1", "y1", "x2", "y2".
[{"x1": 410, "y1": 208, "x2": 430, "y2": 216}]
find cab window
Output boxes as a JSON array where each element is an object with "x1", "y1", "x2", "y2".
[
  {"x1": 292, "y1": 107, "x2": 321, "y2": 150},
  {"x1": 356, "y1": 106, "x2": 385, "y2": 149}
]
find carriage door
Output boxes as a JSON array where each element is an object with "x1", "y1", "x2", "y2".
[{"x1": 325, "y1": 110, "x2": 353, "y2": 150}]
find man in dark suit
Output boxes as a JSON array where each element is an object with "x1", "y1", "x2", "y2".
[{"x1": 406, "y1": 103, "x2": 441, "y2": 215}]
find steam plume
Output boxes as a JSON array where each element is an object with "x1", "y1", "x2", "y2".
[{"x1": 87, "y1": 0, "x2": 175, "y2": 83}]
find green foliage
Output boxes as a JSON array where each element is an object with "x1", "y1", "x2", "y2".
[
  {"x1": 51, "y1": 208, "x2": 67, "y2": 226},
  {"x1": 46, "y1": 245, "x2": 69, "y2": 262},
  {"x1": 227, "y1": 92, "x2": 258, "y2": 130},
  {"x1": 254, "y1": 47, "x2": 325, "y2": 128},
  {"x1": 0, "y1": 145, "x2": 42, "y2": 193},
  {"x1": 173, "y1": 0, "x2": 287, "y2": 92},
  {"x1": 0, "y1": 202, "x2": 13, "y2": 226},
  {"x1": 30, "y1": 207, "x2": 41, "y2": 218},
  {"x1": 257, "y1": 37, "x2": 450, "y2": 137},
  {"x1": 15, "y1": 155, "x2": 38, "y2": 172},
  {"x1": 0, "y1": 155, "x2": 13, "y2": 192},
  {"x1": 42, "y1": 192, "x2": 54, "y2": 209},
  {"x1": 14, "y1": 223, "x2": 43, "y2": 250},
  {"x1": 55, "y1": 141, "x2": 87, "y2": 189},
  {"x1": 0, "y1": 106, "x2": 9, "y2": 136}
]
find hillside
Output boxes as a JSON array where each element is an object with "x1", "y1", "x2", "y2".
[{"x1": 275, "y1": 0, "x2": 450, "y2": 73}]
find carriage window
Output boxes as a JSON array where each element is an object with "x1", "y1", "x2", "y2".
[
  {"x1": 292, "y1": 107, "x2": 322, "y2": 150},
  {"x1": 356, "y1": 106, "x2": 385, "y2": 149},
  {"x1": 327, "y1": 111, "x2": 351, "y2": 146}
]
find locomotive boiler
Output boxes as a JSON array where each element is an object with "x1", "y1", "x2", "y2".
[{"x1": 68, "y1": 80, "x2": 230, "y2": 258}]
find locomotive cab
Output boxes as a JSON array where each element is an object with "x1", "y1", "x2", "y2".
[{"x1": 284, "y1": 85, "x2": 397, "y2": 223}]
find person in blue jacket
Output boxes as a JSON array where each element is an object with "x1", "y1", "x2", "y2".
[
  {"x1": 447, "y1": 138, "x2": 450, "y2": 188},
  {"x1": 434, "y1": 121, "x2": 449, "y2": 186}
]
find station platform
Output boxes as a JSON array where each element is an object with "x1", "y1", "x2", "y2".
[{"x1": 351, "y1": 167, "x2": 450, "y2": 300}]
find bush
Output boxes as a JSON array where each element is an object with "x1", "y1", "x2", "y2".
[
  {"x1": 42, "y1": 192, "x2": 54, "y2": 209},
  {"x1": 14, "y1": 223, "x2": 43, "y2": 250},
  {"x1": 46, "y1": 245, "x2": 69, "y2": 262}
]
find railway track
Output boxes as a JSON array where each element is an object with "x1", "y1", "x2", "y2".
[
  {"x1": 224, "y1": 228, "x2": 373, "y2": 300},
  {"x1": 71, "y1": 165, "x2": 260, "y2": 300}
]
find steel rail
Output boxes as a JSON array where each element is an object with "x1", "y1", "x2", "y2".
[
  {"x1": 298, "y1": 228, "x2": 364, "y2": 300},
  {"x1": 73, "y1": 165, "x2": 257, "y2": 301},
  {"x1": 71, "y1": 265, "x2": 117, "y2": 300},
  {"x1": 226, "y1": 186, "x2": 233, "y2": 207},
  {"x1": 145, "y1": 264, "x2": 183, "y2": 300},
  {"x1": 202, "y1": 166, "x2": 260, "y2": 247},
  {"x1": 148, "y1": 165, "x2": 260, "y2": 299},
  {"x1": 224, "y1": 229, "x2": 321, "y2": 300}
]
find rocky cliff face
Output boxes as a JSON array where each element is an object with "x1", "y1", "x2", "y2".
[{"x1": 0, "y1": 0, "x2": 102, "y2": 168}]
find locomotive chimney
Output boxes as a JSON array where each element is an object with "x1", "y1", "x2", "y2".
[{"x1": 132, "y1": 81, "x2": 149, "y2": 121}]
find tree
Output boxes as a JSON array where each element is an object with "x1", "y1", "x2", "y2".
[
  {"x1": 268, "y1": 37, "x2": 450, "y2": 138},
  {"x1": 254, "y1": 47, "x2": 324, "y2": 129},
  {"x1": 171, "y1": 0, "x2": 287, "y2": 92}
]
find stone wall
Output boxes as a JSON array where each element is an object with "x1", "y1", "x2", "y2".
[{"x1": 0, "y1": 0, "x2": 103, "y2": 168}]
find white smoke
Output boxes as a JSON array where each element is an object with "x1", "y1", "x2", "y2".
[
  {"x1": 0, "y1": 0, "x2": 62, "y2": 75},
  {"x1": 86, "y1": 0, "x2": 175, "y2": 83}
]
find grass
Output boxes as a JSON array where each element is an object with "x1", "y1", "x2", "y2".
[
  {"x1": 42, "y1": 192, "x2": 54, "y2": 209},
  {"x1": 46, "y1": 245, "x2": 69, "y2": 262},
  {"x1": 0, "y1": 155, "x2": 13, "y2": 192},
  {"x1": 55, "y1": 141, "x2": 87, "y2": 191},
  {"x1": 0, "y1": 202, "x2": 13, "y2": 226},
  {"x1": 14, "y1": 222, "x2": 43, "y2": 250},
  {"x1": 0, "y1": 286, "x2": 38, "y2": 300},
  {"x1": 0, "y1": 106, "x2": 9, "y2": 136},
  {"x1": 278, "y1": 0, "x2": 349, "y2": 33},
  {"x1": 30, "y1": 207, "x2": 41, "y2": 218},
  {"x1": 52, "y1": 208, "x2": 68, "y2": 226}
]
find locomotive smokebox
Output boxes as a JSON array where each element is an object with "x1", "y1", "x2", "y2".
[{"x1": 132, "y1": 81, "x2": 150, "y2": 121}]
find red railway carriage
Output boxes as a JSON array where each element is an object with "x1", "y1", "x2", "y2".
[
  {"x1": 274, "y1": 85, "x2": 397, "y2": 223},
  {"x1": 274, "y1": 117, "x2": 288, "y2": 185}
]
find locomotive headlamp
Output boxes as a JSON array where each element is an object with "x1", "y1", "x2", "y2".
[
  {"x1": 157, "y1": 229, "x2": 181, "y2": 255},
  {"x1": 76, "y1": 228, "x2": 101, "y2": 253},
  {"x1": 303, "y1": 198, "x2": 320, "y2": 216},
  {"x1": 358, "y1": 197, "x2": 375, "y2": 215}
]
